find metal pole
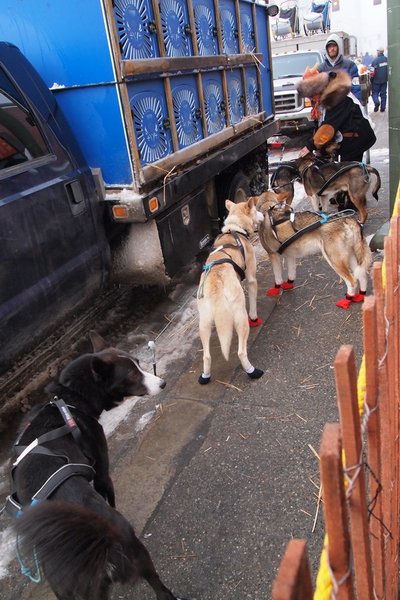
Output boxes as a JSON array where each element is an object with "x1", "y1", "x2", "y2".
[{"x1": 388, "y1": 0, "x2": 400, "y2": 213}]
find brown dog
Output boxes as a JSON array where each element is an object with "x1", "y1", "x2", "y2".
[
  {"x1": 253, "y1": 191, "x2": 372, "y2": 309},
  {"x1": 297, "y1": 153, "x2": 381, "y2": 223}
]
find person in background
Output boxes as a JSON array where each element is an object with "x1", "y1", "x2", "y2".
[
  {"x1": 297, "y1": 68, "x2": 376, "y2": 163},
  {"x1": 317, "y1": 33, "x2": 362, "y2": 101},
  {"x1": 362, "y1": 51, "x2": 373, "y2": 67},
  {"x1": 370, "y1": 47, "x2": 388, "y2": 112}
]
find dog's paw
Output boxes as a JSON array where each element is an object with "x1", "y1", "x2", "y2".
[
  {"x1": 249, "y1": 317, "x2": 263, "y2": 327},
  {"x1": 336, "y1": 297, "x2": 352, "y2": 309},
  {"x1": 266, "y1": 285, "x2": 281, "y2": 297},
  {"x1": 247, "y1": 367, "x2": 264, "y2": 379},
  {"x1": 198, "y1": 374, "x2": 211, "y2": 385}
]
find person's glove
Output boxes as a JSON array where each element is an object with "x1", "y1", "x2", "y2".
[{"x1": 313, "y1": 124, "x2": 335, "y2": 150}]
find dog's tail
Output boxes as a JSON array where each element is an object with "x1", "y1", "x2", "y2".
[
  {"x1": 214, "y1": 298, "x2": 234, "y2": 361},
  {"x1": 353, "y1": 225, "x2": 373, "y2": 282},
  {"x1": 14, "y1": 500, "x2": 133, "y2": 598},
  {"x1": 367, "y1": 166, "x2": 381, "y2": 201}
]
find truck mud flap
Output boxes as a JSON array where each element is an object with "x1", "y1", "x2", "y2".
[
  {"x1": 111, "y1": 220, "x2": 169, "y2": 286},
  {"x1": 156, "y1": 188, "x2": 212, "y2": 278},
  {"x1": 111, "y1": 189, "x2": 212, "y2": 285}
]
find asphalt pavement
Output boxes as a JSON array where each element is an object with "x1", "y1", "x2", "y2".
[{"x1": 1, "y1": 107, "x2": 389, "y2": 600}]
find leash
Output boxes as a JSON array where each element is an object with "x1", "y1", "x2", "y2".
[
  {"x1": 148, "y1": 340, "x2": 157, "y2": 375},
  {"x1": 15, "y1": 536, "x2": 42, "y2": 583}
]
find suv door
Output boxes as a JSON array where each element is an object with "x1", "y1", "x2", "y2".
[{"x1": 0, "y1": 49, "x2": 110, "y2": 373}]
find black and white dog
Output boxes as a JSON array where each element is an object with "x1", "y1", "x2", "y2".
[{"x1": 7, "y1": 331, "x2": 185, "y2": 600}]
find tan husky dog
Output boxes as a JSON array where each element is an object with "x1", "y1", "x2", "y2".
[
  {"x1": 254, "y1": 191, "x2": 372, "y2": 309},
  {"x1": 197, "y1": 198, "x2": 264, "y2": 384}
]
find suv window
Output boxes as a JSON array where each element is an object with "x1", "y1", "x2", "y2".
[
  {"x1": 272, "y1": 52, "x2": 322, "y2": 79},
  {"x1": 0, "y1": 69, "x2": 49, "y2": 170}
]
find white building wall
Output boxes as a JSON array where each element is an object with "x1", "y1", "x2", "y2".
[{"x1": 274, "y1": 0, "x2": 388, "y2": 57}]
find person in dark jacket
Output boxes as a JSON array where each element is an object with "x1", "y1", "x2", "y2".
[
  {"x1": 297, "y1": 68, "x2": 376, "y2": 162},
  {"x1": 362, "y1": 52, "x2": 373, "y2": 67},
  {"x1": 371, "y1": 47, "x2": 388, "y2": 112},
  {"x1": 317, "y1": 33, "x2": 362, "y2": 101}
]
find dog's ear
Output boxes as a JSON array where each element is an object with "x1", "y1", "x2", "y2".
[
  {"x1": 225, "y1": 199, "x2": 235, "y2": 211},
  {"x1": 247, "y1": 196, "x2": 255, "y2": 208},
  {"x1": 90, "y1": 355, "x2": 115, "y2": 383},
  {"x1": 89, "y1": 331, "x2": 108, "y2": 352}
]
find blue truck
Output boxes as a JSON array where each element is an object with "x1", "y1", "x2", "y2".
[{"x1": 0, "y1": 0, "x2": 278, "y2": 372}]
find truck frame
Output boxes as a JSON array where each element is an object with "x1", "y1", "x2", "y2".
[{"x1": 1, "y1": 0, "x2": 279, "y2": 284}]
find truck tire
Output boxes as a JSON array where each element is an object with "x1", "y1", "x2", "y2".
[{"x1": 224, "y1": 171, "x2": 251, "y2": 204}]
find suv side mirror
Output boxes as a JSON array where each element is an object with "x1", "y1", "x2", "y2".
[{"x1": 267, "y1": 4, "x2": 280, "y2": 17}]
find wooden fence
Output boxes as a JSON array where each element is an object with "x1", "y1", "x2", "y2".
[{"x1": 272, "y1": 208, "x2": 400, "y2": 599}]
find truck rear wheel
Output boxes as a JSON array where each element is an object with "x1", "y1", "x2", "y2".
[{"x1": 224, "y1": 170, "x2": 251, "y2": 204}]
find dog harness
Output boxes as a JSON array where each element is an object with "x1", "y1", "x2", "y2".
[
  {"x1": 5, "y1": 398, "x2": 95, "y2": 518},
  {"x1": 270, "y1": 162, "x2": 301, "y2": 192},
  {"x1": 299, "y1": 160, "x2": 369, "y2": 197},
  {"x1": 267, "y1": 204, "x2": 357, "y2": 254},
  {"x1": 197, "y1": 230, "x2": 248, "y2": 299}
]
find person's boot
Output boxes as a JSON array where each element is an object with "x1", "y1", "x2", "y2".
[{"x1": 374, "y1": 103, "x2": 380, "y2": 112}]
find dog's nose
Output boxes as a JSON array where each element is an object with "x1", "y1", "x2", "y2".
[{"x1": 160, "y1": 379, "x2": 166, "y2": 389}]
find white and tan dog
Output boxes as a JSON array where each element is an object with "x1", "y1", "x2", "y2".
[
  {"x1": 197, "y1": 198, "x2": 264, "y2": 384},
  {"x1": 254, "y1": 191, "x2": 372, "y2": 309}
]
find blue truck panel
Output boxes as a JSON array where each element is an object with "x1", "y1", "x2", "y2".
[
  {"x1": 54, "y1": 85, "x2": 133, "y2": 185},
  {"x1": 170, "y1": 75, "x2": 204, "y2": 149},
  {"x1": 193, "y1": 0, "x2": 219, "y2": 56},
  {"x1": 1, "y1": 0, "x2": 275, "y2": 193},
  {"x1": 219, "y1": 0, "x2": 240, "y2": 54},
  {"x1": 256, "y1": 2, "x2": 274, "y2": 117},
  {"x1": 160, "y1": 0, "x2": 194, "y2": 57},
  {"x1": 202, "y1": 72, "x2": 226, "y2": 134},
  {"x1": 128, "y1": 79, "x2": 174, "y2": 165},
  {"x1": 114, "y1": 0, "x2": 161, "y2": 60},
  {"x1": 0, "y1": 1, "x2": 114, "y2": 87}
]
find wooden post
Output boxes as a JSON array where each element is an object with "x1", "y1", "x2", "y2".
[
  {"x1": 319, "y1": 423, "x2": 355, "y2": 600},
  {"x1": 362, "y1": 296, "x2": 384, "y2": 598},
  {"x1": 334, "y1": 346, "x2": 374, "y2": 599},
  {"x1": 272, "y1": 540, "x2": 313, "y2": 600},
  {"x1": 384, "y1": 229, "x2": 399, "y2": 598},
  {"x1": 372, "y1": 262, "x2": 391, "y2": 596}
]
